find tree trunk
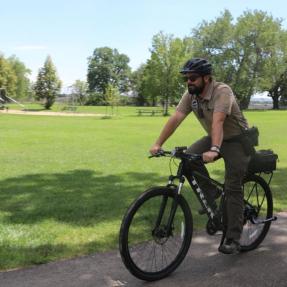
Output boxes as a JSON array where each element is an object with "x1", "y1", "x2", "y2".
[
  {"x1": 272, "y1": 94, "x2": 279, "y2": 110},
  {"x1": 239, "y1": 96, "x2": 250, "y2": 110},
  {"x1": 163, "y1": 98, "x2": 169, "y2": 116}
]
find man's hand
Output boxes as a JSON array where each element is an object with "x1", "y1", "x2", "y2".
[
  {"x1": 149, "y1": 144, "x2": 162, "y2": 155},
  {"x1": 202, "y1": 150, "x2": 219, "y2": 163}
]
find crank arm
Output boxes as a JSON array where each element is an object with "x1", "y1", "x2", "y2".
[{"x1": 250, "y1": 216, "x2": 277, "y2": 224}]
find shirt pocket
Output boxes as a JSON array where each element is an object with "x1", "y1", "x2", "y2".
[{"x1": 207, "y1": 99, "x2": 214, "y2": 109}]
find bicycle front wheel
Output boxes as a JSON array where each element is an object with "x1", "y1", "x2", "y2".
[
  {"x1": 119, "y1": 187, "x2": 193, "y2": 281},
  {"x1": 240, "y1": 174, "x2": 273, "y2": 251}
]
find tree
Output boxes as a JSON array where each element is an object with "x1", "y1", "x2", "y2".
[
  {"x1": 191, "y1": 10, "x2": 235, "y2": 83},
  {"x1": 0, "y1": 54, "x2": 17, "y2": 97},
  {"x1": 70, "y1": 80, "x2": 88, "y2": 105},
  {"x1": 7, "y1": 56, "x2": 31, "y2": 100},
  {"x1": 259, "y1": 29, "x2": 287, "y2": 109},
  {"x1": 104, "y1": 83, "x2": 120, "y2": 114},
  {"x1": 234, "y1": 10, "x2": 286, "y2": 108},
  {"x1": 87, "y1": 47, "x2": 131, "y2": 104},
  {"x1": 191, "y1": 10, "x2": 287, "y2": 109},
  {"x1": 267, "y1": 67, "x2": 287, "y2": 109},
  {"x1": 143, "y1": 32, "x2": 193, "y2": 115},
  {"x1": 136, "y1": 62, "x2": 161, "y2": 106},
  {"x1": 34, "y1": 56, "x2": 61, "y2": 109},
  {"x1": 130, "y1": 64, "x2": 147, "y2": 106}
]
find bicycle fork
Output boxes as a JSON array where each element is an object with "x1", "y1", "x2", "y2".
[{"x1": 153, "y1": 176, "x2": 185, "y2": 238}]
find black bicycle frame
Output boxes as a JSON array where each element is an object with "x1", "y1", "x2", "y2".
[{"x1": 160, "y1": 159, "x2": 225, "y2": 236}]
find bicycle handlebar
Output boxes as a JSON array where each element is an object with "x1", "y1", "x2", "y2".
[{"x1": 149, "y1": 147, "x2": 202, "y2": 161}]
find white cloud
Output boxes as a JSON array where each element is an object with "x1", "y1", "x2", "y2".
[{"x1": 14, "y1": 45, "x2": 47, "y2": 51}]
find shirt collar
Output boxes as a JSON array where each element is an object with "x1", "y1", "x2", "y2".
[{"x1": 200, "y1": 79, "x2": 215, "y2": 102}]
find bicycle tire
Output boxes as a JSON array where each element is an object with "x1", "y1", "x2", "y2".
[
  {"x1": 240, "y1": 174, "x2": 273, "y2": 251},
  {"x1": 119, "y1": 186, "x2": 193, "y2": 281}
]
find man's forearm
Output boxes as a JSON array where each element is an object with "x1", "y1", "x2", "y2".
[
  {"x1": 211, "y1": 123, "x2": 224, "y2": 147},
  {"x1": 155, "y1": 112, "x2": 186, "y2": 146},
  {"x1": 155, "y1": 118, "x2": 179, "y2": 146},
  {"x1": 211, "y1": 112, "x2": 226, "y2": 148}
]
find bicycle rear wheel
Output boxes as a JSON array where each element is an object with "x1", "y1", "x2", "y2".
[
  {"x1": 240, "y1": 174, "x2": 273, "y2": 251},
  {"x1": 119, "y1": 187, "x2": 193, "y2": 281}
]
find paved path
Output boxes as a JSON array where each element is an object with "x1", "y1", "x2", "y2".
[{"x1": 1, "y1": 212, "x2": 286, "y2": 287}]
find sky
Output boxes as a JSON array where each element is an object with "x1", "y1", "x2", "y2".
[{"x1": 1, "y1": 0, "x2": 287, "y2": 90}]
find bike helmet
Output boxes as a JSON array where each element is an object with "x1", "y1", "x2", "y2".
[{"x1": 180, "y1": 58, "x2": 212, "y2": 75}]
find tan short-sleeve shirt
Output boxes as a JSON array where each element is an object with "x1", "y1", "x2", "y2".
[{"x1": 176, "y1": 80, "x2": 248, "y2": 139}]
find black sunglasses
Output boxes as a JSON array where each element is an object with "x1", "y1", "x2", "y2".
[{"x1": 182, "y1": 74, "x2": 201, "y2": 83}]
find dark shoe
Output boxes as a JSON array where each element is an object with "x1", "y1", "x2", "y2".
[{"x1": 218, "y1": 239, "x2": 241, "y2": 255}]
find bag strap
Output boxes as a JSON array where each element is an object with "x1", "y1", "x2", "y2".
[{"x1": 213, "y1": 82, "x2": 248, "y2": 134}]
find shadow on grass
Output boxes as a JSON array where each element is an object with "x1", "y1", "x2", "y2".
[
  {"x1": 0, "y1": 167, "x2": 285, "y2": 226},
  {"x1": 0, "y1": 170, "x2": 165, "y2": 269},
  {"x1": 0, "y1": 169, "x2": 163, "y2": 226},
  {"x1": 0, "y1": 167, "x2": 285, "y2": 270}
]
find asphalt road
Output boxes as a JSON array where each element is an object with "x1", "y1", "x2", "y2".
[{"x1": 1, "y1": 212, "x2": 286, "y2": 287}]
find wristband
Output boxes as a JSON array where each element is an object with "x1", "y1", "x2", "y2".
[{"x1": 210, "y1": 145, "x2": 221, "y2": 154}]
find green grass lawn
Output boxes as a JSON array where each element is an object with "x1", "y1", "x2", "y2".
[{"x1": 0, "y1": 109, "x2": 286, "y2": 270}]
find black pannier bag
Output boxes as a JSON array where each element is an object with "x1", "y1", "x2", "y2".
[
  {"x1": 231, "y1": 113, "x2": 259, "y2": 155},
  {"x1": 244, "y1": 126, "x2": 259, "y2": 146},
  {"x1": 247, "y1": 149, "x2": 278, "y2": 174},
  {"x1": 239, "y1": 126, "x2": 259, "y2": 156}
]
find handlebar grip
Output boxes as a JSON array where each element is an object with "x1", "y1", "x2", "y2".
[
  {"x1": 149, "y1": 150, "x2": 164, "y2": 158},
  {"x1": 149, "y1": 149, "x2": 203, "y2": 160},
  {"x1": 148, "y1": 149, "x2": 171, "y2": 158}
]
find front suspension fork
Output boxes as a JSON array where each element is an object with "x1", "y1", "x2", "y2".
[{"x1": 154, "y1": 176, "x2": 185, "y2": 236}]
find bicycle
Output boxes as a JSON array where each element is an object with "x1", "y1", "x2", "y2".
[{"x1": 119, "y1": 146, "x2": 278, "y2": 281}]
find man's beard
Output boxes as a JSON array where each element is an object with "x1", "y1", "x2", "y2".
[{"x1": 188, "y1": 79, "x2": 205, "y2": 96}]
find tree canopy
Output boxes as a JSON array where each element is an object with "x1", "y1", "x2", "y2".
[
  {"x1": 131, "y1": 10, "x2": 287, "y2": 109},
  {"x1": 0, "y1": 54, "x2": 30, "y2": 100},
  {"x1": 70, "y1": 80, "x2": 88, "y2": 105},
  {"x1": 34, "y1": 56, "x2": 61, "y2": 109},
  {"x1": 191, "y1": 10, "x2": 287, "y2": 108},
  {"x1": 135, "y1": 32, "x2": 193, "y2": 114},
  {"x1": 7, "y1": 56, "x2": 31, "y2": 100},
  {"x1": 87, "y1": 47, "x2": 131, "y2": 104}
]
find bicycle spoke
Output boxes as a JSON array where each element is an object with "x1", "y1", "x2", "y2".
[
  {"x1": 120, "y1": 187, "x2": 192, "y2": 280},
  {"x1": 127, "y1": 198, "x2": 187, "y2": 272},
  {"x1": 240, "y1": 175, "x2": 272, "y2": 250}
]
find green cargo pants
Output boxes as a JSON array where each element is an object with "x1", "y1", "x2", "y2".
[{"x1": 185, "y1": 136, "x2": 250, "y2": 241}]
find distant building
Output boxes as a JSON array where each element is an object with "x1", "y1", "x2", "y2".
[{"x1": 248, "y1": 92, "x2": 273, "y2": 110}]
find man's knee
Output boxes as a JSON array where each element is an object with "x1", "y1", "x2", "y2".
[{"x1": 187, "y1": 136, "x2": 211, "y2": 154}]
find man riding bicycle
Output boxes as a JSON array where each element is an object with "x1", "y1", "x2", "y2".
[{"x1": 150, "y1": 58, "x2": 252, "y2": 254}]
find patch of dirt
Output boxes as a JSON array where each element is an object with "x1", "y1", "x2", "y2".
[{"x1": 0, "y1": 109, "x2": 106, "y2": 117}]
